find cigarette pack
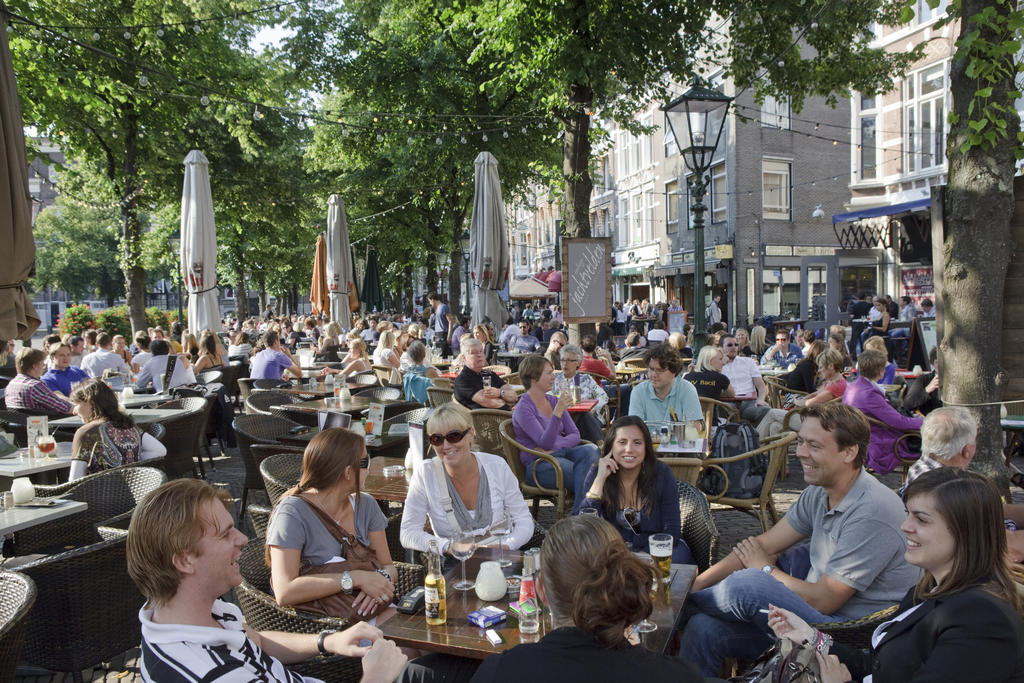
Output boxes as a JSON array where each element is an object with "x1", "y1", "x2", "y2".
[{"x1": 468, "y1": 606, "x2": 507, "y2": 629}]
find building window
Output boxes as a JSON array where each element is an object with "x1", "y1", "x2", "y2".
[
  {"x1": 631, "y1": 192, "x2": 643, "y2": 243},
  {"x1": 641, "y1": 115, "x2": 654, "y2": 167},
  {"x1": 860, "y1": 116, "x2": 877, "y2": 180},
  {"x1": 618, "y1": 197, "x2": 629, "y2": 247},
  {"x1": 761, "y1": 95, "x2": 790, "y2": 129},
  {"x1": 904, "y1": 62, "x2": 948, "y2": 173},
  {"x1": 616, "y1": 129, "x2": 628, "y2": 178},
  {"x1": 710, "y1": 162, "x2": 727, "y2": 223},
  {"x1": 665, "y1": 179, "x2": 679, "y2": 233},
  {"x1": 914, "y1": 0, "x2": 949, "y2": 24},
  {"x1": 630, "y1": 130, "x2": 641, "y2": 174},
  {"x1": 664, "y1": 113, "x2": 678, "y2": 157},
  {"x1": 762, "y1": 160, "x2": 791, "y2": 220},
  {"x1": 644, "y1": 186, "x2": 655, "y2": 242}
]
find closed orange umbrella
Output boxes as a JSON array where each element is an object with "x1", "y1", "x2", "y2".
[
  {"x1": 310, "y1": 233, "x2": 329, "y2": 315},
  {"x1": 0, "y1": 11, "x2": 39, "y2": 340}
]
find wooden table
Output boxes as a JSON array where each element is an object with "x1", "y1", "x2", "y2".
[
  {"x1": 276, "y1": 397, "x2": 376, "y2": 415},
  {"x1": 378, "y1": 549, "x2": 696, "y2": 659},
  {"x1": 119, "y1": 392, "x2": 172, "y2": 408},
  {"x1": 0, "y1": 499, "x2": 88, "y2": 536},
  {"x1": 362, "y1": 456, "x2": 410, "y2": 502},
  {"x1": 0, "y1": 442, "x2": 75, "y2": 487},
  {"x1": 49, "y1": 408, "x2": 188, "y2": 428},
  {"x1": 277, "y1": 427, "x2": 407, "y2": 455},
  {"x1": 567, "y1": 399, "x2": 598, "y2": 414}
]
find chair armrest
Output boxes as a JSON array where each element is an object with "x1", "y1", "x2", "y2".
[
  {"x1": 704, "y1": 433, "x2": 795, "y2": 465},
  {"x1": 502, "y1": 431, "x2": 568, "y2": 494}
]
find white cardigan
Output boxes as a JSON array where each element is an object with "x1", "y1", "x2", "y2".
[{"x1": 400, "y1": 451, "x2": 535, "y2": 553}]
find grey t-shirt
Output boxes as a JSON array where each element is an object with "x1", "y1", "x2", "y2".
[
  {"x1": 785, "y1": 469, "x2": 921, "y2": 620},
  {"x1": 266, "y1": 493, "x2": 388, "y2": 565}
]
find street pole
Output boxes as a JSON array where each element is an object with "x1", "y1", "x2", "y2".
[
  {"x1": 689, "y1": 174, "x2": 708, "y2": 354},
  {"x1": 463, "y1": 252, "x2": 471, "y2": 317}
]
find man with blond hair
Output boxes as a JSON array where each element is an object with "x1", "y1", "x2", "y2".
[{"x1": 127, "y1": 479, "x2": 408, "y2": 682}]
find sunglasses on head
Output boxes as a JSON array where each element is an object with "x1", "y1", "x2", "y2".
[{"x1": 428, "y1": 427, "x2": 471, "y2": 446}]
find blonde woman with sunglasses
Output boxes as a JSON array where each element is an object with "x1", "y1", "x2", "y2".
[{"x1": 399, "y1": 402, "x2": 534, "y2": 554}]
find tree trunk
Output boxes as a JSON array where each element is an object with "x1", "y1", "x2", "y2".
[
  {"x1": 403, "y1": 265, "x2": 414, "y2": 316},
  {"x1": 562, "y1": 83, "x2": 594, "y2": 239},
  {"x1": 234, "y1": 263, "x2": 248, "y2": 321},
  {"x1": 120, "y1": 122, "x2": 147, "y2": 335},
  {"x1": 943, "y1": 0, "x2": 1019, "y2": 485}
]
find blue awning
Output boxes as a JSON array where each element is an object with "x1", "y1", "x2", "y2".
[{"x1": 832, "y1": 198, "x2": 931, "y2": 225}]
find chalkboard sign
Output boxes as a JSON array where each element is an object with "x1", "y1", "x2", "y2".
[
  {"x1": 667, "y1": 310, "x2": 688, "y2": 336},
  {"x1": 562, "y1": 238, "x2": 612, "y2": 323},
  {"x1": 905, "y1": 318, "x2": 938, "y2": 371}
]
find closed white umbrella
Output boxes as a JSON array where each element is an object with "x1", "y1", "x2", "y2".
[
  {"x1": 326, "y1": 194, "x2": 355, "y2": 330},
  {"x1": 468, "y1": 152, "x2": 510, "y2": 328},
  {"x1": 180, "y1": 150, "x2": 219, "y2": 334}
]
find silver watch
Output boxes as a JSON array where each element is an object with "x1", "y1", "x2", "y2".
[
  {"x1": 761, "y1": 564, "x2": 774, "y2": 575},
  {"x1": 339, "y1": 570, "x2": 354, "y2": 594}
]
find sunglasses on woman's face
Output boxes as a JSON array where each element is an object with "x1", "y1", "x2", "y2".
[
  {"x1": 428, "y1": 427, "x2": 471, "y2": 446},
  {"x1": 359, "y1": 456, "x2": 369, "y2": 470}
]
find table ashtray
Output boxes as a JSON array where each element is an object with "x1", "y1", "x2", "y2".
[{"x1": 382, "y1": 465, "x2": 406, "y2": 477}]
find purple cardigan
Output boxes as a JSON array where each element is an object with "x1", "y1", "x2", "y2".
[
  {"x1": 843, "y1": 377, "x2": 923, "y2": 473},
  {"x1": 511, "y1": 393, "x2": 581, "y2": 467}
]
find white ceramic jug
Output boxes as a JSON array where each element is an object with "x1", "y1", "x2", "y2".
[{"x1": 474, "y1": 561, "x2": 507, "y2": 602}]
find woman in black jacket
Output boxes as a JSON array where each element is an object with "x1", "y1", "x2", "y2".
[
  {"x1": 781, "y1": 340, "x2": 825, "y2": 394},
  {"x1": 767, "y1": 467, "x2": 1024, "y2": 682}
]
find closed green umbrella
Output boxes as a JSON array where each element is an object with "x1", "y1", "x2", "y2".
[{"x1": 361, "y1": 249, "x2": 385, "y2": 313}]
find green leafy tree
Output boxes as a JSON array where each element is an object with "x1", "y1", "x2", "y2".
[
  {"x1": 9, "y1": 0, "x2": 280, "y2": 332},
  {"x1": 31, "y1": 199, "x2": 124, "y2": 304}
]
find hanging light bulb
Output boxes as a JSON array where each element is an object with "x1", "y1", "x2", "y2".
[
  {"x1": 459, "y1": 135, "x2": 467, "y2": 144},
  {"x1": 92, "y1": 31, "x2": 100, "y2": 41},
  {"x1": 124, "y1": 30, "x2": 131, "y2": 39},
  {"x1": 376, "y1": 132, "x2": 384, "y2": 142},
  {"x1": 253, "y1": 106, "x2": 263, "y2": 120},
  {"x1": 502, "y1": 130, "x2": 509, "y2": 139},
  {"x1": 481, "y1": 132, "x2": 488, "y2": 142},
  {"x1": 232, "y1": 15, "x2": 241, "y2": 27},
  {"x1": 435, "y1": 135, "x2": 442, "y2": 145},
  {"x1": 156, "y1": 27, "x2": 164, "y2": 37},
  {"x1": 200, "y1": 93, "x2": 210, "y2": 106},
  {"x1": 407, "y1": 135, "x2": 414, "y2": 145},
  {"x1": 520, "y1": 126, "x2": 527, "y2": 134},
  {"x1": 193, "y1": 24, "x2": 201, "y2": 33},
  {"x1": 5, "y1": 24, "x2": 12, "y2": 34},
  {"x1": 139, "y1": 72, "x2": 149, "y2": 87}
]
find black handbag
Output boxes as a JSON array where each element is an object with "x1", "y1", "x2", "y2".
[{"x1": 731, "y1": 639, "x2": 823, "y2": 683}]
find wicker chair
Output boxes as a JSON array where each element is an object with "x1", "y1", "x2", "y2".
[
  {"x1": 260, "y1": 451, "x2": 305, "y2": 507},
  {"x1": 254, "y1": 378, "x2": 293, "y2": 390},
  {"x1": 0, "y1": 572, "x2": 36, "y2": 682},
  {"x1": 157, "y1": 401, "x2": 211, "y2": 478},
  {"x1": 864, "y1": 414, "x2": 921, "y2": 483},
  {"x1": 703, "y1": 432, "x2": 797, "y2": 532},
  {"x1": 348, "y1": 373, "x2": 379, "y2": 387},
  {"x1": 354, "y1": 386, "x2": 402, "y2": 402},
  {"x1": 812, "y1": 604, "x2": 900, "y2": 649},
  {"x1": 381, "y1": 407, "x2": 431, "y2": 432},
  {"x1": 17, "y1": 466, "x2": 167, "y2": 554},
  {"x1": 195, "y1": 369, "x2": 224, "y2": 385},
  {"x1": 678, "y1": 480, "x2": 720, "y2": 573},
  {"x1": 253, "y1": 446, "x2": 306, "y2": 506},
  {"x1": 158, "y1": 396, "x2": 217, "y2": 476},
  {"x1": 18, "y1": 532, "x2": 145, "y2": 683},
  {"x1": 234, "y1": 414, "x2": 301, "y2": 516},
  {"x1": 220, "y1": 362, "x2": 243, "y2": 405},
  {"x1": 238, "y1": 377, "x2": 257, "y2": 405},
  {"x1": 235, "y1": 536, "x2": 422, "y2": 682},
  {"x1": 482, "y1": 364, "x2": 512, "y2": 376},
  {"x1": 426, "y1": 385, "x2": 454, "y2": 408},
  {"x1": 372, "y1": 364, "x2": 400, "y2": 386},
  {"x1": 270, "y1": 404, "x2": 319, "y2": 427},
  {"x1": 498, "y1": 418, "x2": 575, "y2": 520},
  {"x1": 470, "y1": 408, "x2": 512, "y2": 455},
  {"x1": 248, "y1": 503, "x2": 273, "y2": 538},
  {"x1": 246, "y1": 390, "x2": 301, "y2": 416}
]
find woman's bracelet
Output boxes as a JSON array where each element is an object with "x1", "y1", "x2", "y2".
[
  {"x1": 585, "y1": 492, "x2": 602, "y2": 500},
  {"x1": 813, "y1": 629, "x2": 833, "y2": 654},
  {"x1": 376, "y1": 567, "x2": 394, "y2": 583}
]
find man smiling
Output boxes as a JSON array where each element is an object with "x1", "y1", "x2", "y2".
[
  {"x1": 627, "y1": 343, "x2": 701, "y2": 424},
  {"x1": 678, "y1": 402, "x2": 918, "y2": 676}
]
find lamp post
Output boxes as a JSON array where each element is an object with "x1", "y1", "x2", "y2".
[
  {"x1": 662, "y1": 77, "x2": 732, "y2": 354},
  {"x1": 459, "y1": 229, "x2": 471, "y2": 316},
  {"x1": 168, "y1": 231, "x2": 184, "y2": 326}
]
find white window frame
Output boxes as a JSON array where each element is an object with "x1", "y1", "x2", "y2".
[
  {"x1": 762, "y1": 159, "x2": 792, "y2": 221},
  {"x1": 904, "y1": 61, "x2": 949, "y2": 174},
  {"x1": 631, "y1": 191, "x2": 643, "y2": 243},
  {"x1": 618, "y1": 197, "x2": 629, "y2": 247},
  {"x1": 616, "y1": 129, "x2": 628, "y2": 179},
  {"x1": 761, "y1": 95, "x2": 791, "y2": 130},
  {"x1": 710, "y1": 162, "x2": 727, "y2": 224},
  {"x1": 643, "y1": 186, "x2": 655, "y2": 242},
  {"x1": 914, "y1": 0, "x2": 949, "y2": 25},
  {"x1": 641, "y1": 115, "x2": 654, "y2": 168},
  {"x1": 665, "y1": 179, "x2": 679, "y2": 233},
  {"x1": 857, "y1": 93, "x2": 879, "y2": 181},
  {"x1": 664, "y1": 113, "x2": 678, "y2": 157}
]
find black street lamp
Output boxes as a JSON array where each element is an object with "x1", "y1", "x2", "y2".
[
  {"x1": 168, "y1": 231, "x2": 184, "y2": 326},
  {"x1": 662, "y1": 77, "x2": 732, "y2": 353},
  {"x1": 459, "y1": 229, "x2": 471, "y2": 316}
]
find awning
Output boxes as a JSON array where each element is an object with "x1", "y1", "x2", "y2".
[
  {"x1": 651, "y1": 264, "x2": 681, "y2": 276},
  {"x1": 612, "y1": 265, "x2": 643, "y2": 277},
  {"x1": 832, "y1": 197, "x2": 930, "y2": 225}
]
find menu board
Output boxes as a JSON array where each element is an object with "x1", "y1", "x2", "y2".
[{"x1": 561, "y1": 238, "x2": 612, "y2": 323}]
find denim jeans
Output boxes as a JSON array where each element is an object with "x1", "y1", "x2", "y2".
[
  {"x1": 679, "y1": 544, "x2": 843, "y2": 676},
  {"x1": 525, "y1": 443, "x2": 600, "y2": 513}
]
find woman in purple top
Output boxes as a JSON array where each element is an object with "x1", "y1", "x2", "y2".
[{"x1": 511, "y1": 354, "x2": 600, "y2": 512}]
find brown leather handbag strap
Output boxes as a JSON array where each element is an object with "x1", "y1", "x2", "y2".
[{"x1": 295, "y1": 493, "x2": 379, "y2": 566}]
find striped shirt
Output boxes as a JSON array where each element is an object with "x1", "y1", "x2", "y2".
[
  {"x1": 139, "y1": 600, "x2": 317, "y2": 682},
  {"x1": 3, "y1": 374, "x2": 72, "y2": 414}
]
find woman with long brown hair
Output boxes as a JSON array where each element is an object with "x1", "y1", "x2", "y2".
[
  {"x1": 470, "y1": 515, "x2": 703, "y2": 681},
  {"x1": 769, "y1": 467, "x2": 1024, "y2": 682},
  {"x1": 266, "y1": 428, "x2": 396, "y2": 618},
  {"x1": 192, "y1": 331, "x2": 227, "y2": 373}
]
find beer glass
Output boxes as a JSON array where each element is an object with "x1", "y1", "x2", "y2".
[{"x1": 649, "y1": 533, "x2": 673, "y2": 584}]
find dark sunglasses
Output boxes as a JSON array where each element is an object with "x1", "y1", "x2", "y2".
[
  {"x1": 428, "y1": 428, "x2": 471, "y2": 446},
  {"x1": 359, "y1": 456, "x2": 369, "y2": 470}
]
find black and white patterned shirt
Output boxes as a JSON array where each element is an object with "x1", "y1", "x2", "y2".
[{"x1": 139, "y1": 599, "x2": 316, "y2": 682}]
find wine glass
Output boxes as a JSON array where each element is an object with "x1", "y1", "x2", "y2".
[
  {"x1": 449, "y1": 528, "x2": 478, "y2": 591},
  {"x1": 633, "y1": 551, "x2": 658, "y2": 633},
  {"x1": 36, "y1": 434, "x2": 57, "y2": 458},
  {"x1": 489, "y1": 513, "x2": 514, "y2": 568}
]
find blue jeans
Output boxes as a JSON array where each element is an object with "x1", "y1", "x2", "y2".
[
  {"x1": 525, "y1": 443, "x2": 600, "y2": 513},
  {"x1": 679, "y1": 545, "x2": 842, "y2": 676}
]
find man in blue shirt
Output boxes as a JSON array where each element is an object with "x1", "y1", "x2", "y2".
[
  {"x1": 249, "y1": 331, "x2": 302, "y2": 381},
  {"x1": 760, "y1": 329, "x2": 803, "y2": 366},
  {"x1": 628, "y1": 343, "x2": 702, "y2": 424},
  {"x1": 41, "y1": 343, "x2": 89, "y2": 397},
  {"x1": 428, "y1": 292, "x2": 451, "y2": 356},
  {"x1": 508, "y1": 321, "x2": 541, "y2": 353}
]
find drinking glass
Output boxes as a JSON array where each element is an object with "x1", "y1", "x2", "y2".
[
  {"x1": 489, "y1": 513, "x2": 514, "y2": 568},
  {"x1": 482, "y1": 375, "x2": 492, "y2": 389},
  {"x1": 449, "y1": 529, "x2": 478, "y2": 591},
  {"x1": 579, "y1": 508, "x2": 599, "y2": 517},
  {"x1": 633, "y1": 551, "x2": 658, "y2": 633},
  {"x1": 649, "y1": 533, "x2": 673, "y2": 585},
  {"x1": 36, "y1": 434, "x2": 57, "y2": 458}
]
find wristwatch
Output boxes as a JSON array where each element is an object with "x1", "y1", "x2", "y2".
[
  {"x1": 339, "y1": 570, "x2": 354, "y2": 594},
  {"x1": 761, "y1": 564, "x2": 774, "y2": 576},
  {"x1": 316, "y1": 629, "x2": 336, "y2": 658}
]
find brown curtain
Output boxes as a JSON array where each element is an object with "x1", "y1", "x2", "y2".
[{"x1": 0, "y1": 7, "x2": 40, "y2": 340}]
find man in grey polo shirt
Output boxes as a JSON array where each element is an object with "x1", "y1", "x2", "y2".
[{"x1": 679, "y1": 402, "x2": 919, "y2": 676}]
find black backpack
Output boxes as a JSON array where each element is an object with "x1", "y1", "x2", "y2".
[{"x1": 699, "y1": 422, "x2": 764, "y2": 499}]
